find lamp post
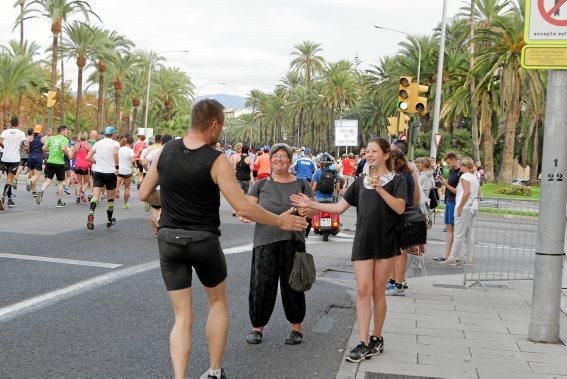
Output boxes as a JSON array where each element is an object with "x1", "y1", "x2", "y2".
[
  {"x1": 374, "y1": 25, "x2": 422, "y2": 85},
  {"x1": 194, "y1": 82, "x2": 226, "y2": 103},
  {"x1": 143, "y1": 50, "x2": 189, "y2": 137}
]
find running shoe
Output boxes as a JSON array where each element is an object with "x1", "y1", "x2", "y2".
[
  {"x1": 206, "y1": 368, "x2": 226, "y2": 379},
  {"x1": 385, "y1": 282, "x2": 396, "y2": 292},
  {"x1": 35, "y1": 191, "x2": 43, "y2": 205},
  {"x1": 368, "y1": 335, "x2": 384, "y2": 356},
  {"x1": 7, "y1": 198, "x2": 15, "y2": 208},
  {"x1": 440, "y1": 258, "x2": 459, "y2": 267},
  {"x1": 122, "y1": 202, "x2": 130, "y2": 209},
  {"x1": 402, "y1": 281, "x2": 408, "y2": 289},
  {"x1": 63, "y1": 186, "x2": 71, "y2": 195},
  {"x1": 56, "y1": 200, "x2": 67, "y2": 208},
  {"x1": 26, "y1": 181, "x2": 32, "y2": 192},
  {"x1": 76, "y1": 197, "x2": 81, "y2": 204},
  {"x1": 13, "y1": 179, "x2": 17, "y2": 190},
  {"x1": 386, "y1": 286, "x2": 405, "y2": 296},
  {"x1": 144, "y1": 202, "x2": 150, "y2": 212},
  {"x1": 87, "y1": 213, "x2": 95, "y2": 230},
  {"x1": 1, "y1": 195, "x2": 5, "y2": 209},
  {"x1": 345, "y1": 342, "x2": 372, "y2": 363},
  {"x1": 32, "y1": 192, "x2": 37, "y2": 198},
  {"x1": 81, "y1": 193, "x2": 88, "y2": 203},
  {"x1": 106, "y1": 218, "x2": 116, "y2": 228},
  {"x1": 0, "y1": 199, "x2": 4, "y2": 210}
]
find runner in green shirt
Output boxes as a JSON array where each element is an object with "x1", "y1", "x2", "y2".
[{"x1": 36, "y1": 126, "x2": 72, "y2": 207}]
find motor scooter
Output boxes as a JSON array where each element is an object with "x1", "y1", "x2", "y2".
[{"x1": 311, "y1": 210, "x2": 340, "y2": 241}]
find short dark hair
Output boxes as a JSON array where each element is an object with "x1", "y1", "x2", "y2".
[
  {"x1": 127, "y1": 136, "x2": 135, "y2": 145},
  {"x1": 138, "y1": 135, "x2": 146, "y2": 141},
  {"x1": 191, "y1": 99, "x2": 225, "y2": 131},
  {"x1": 27, "y1": 128, "x2": 34, "y2": 136},
  {"x1": 154, "y1": 134, "x2": 162, "y2": 143},
  {"x1": 10, "y1": 116, "x2": 19, "y2": 127},
  {"x1": 57, "y1": 125, "x2": 67, "y2": 133},
  {"x1": 444, "y1": 152, "x2": 458, "y2": 161},
  {"x1": 162, "y1": 134, "x2": 173, "y2": 144},
  {"x1": 393, "y1": 139, "x2": 408, "y2": 155}
]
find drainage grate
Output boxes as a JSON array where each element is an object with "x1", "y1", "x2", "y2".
[{"x1": 365, "y1": 373, "x2": 442, "y2": 379}]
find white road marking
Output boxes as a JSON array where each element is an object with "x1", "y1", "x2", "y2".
[
  {"x1": 0, "y1": 243, "x2": 253, "y2": 323},
  {"x1": 0, "y1": 253, "x2": 122, "y2": 269},
  {"x1": 0, "y1": 229, "x2": 56, "y2": 236}
]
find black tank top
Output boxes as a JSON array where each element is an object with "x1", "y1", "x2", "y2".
[
  {"x1": 158, "y1": 139, "x2": 222, "y2": 235},
  {"x1": 29, "y1": 134, "x2": 43, "y2": 155},
  {"x1": 235, "y1": 154, "x2": 251, "y2": 181}
]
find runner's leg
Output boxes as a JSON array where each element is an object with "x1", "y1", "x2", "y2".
[
  {"x1": 167, "y1": 288, "x2": 194, "y2": 379},
  {"x1": 203, "y1": 280, "x2": 228, "y2": 373}
]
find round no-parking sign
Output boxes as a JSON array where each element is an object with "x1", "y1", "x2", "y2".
[{"x1": 525, "y1": 0, "x2": 567, "y2": 43}]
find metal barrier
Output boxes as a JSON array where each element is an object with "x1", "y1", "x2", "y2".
[{"x1": 463, "y1": 197, "x2": 539, "y2": 287}]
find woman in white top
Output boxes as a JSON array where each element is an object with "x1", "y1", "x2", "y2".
[
  {"x1": 116, "y1": 137, "x2": 136, "y2": 209},
  {"x1": 442, "y1": 157, "x2": 480, "y2": 266}
]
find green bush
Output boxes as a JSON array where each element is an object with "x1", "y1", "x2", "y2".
[{"x1": 495, "y1": 186, "x2": 534, "y2": 197}]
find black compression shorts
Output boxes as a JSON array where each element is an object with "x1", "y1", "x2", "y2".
[
  {"x1": 93, "y1": 172, "x2": 117, "y2": 190},
  {"x1": 157, "y1": 228, "x2": 227, "y2": 291}
]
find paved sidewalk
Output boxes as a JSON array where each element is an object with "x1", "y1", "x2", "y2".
[{"x1": 335, "y1": 274, "x2": 567, "y2": 379}]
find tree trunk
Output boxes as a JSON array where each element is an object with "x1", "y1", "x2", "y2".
[
  {"x1": 480, "y1": 92, "x2": 495, "y2": 183},
  {"x1": 97, "y1": 71, "x2": 105, "y2": 130},
  {"x1": 529, "y1": 121, "x2": 540, "y2": 186},
  {"x1": 469, "y1": 0, "x2": 480, "y2": 163},
  {"x1": 59, "y1": 32, "x2": 64, "y2": 122},
  {"x1": 19, "y1": 2, "x2": 24, "y2": 49},
  {"x1": 75, "y1": 63, "x2": 84, "y2": 135},
  {"x1": 115, "y1": 89, "x2": 121, "y2": 133},
  {"x1": 497, "y1": 68, "x2": 521, "y2": 184},
  {"x1": 48, "y1": 31, "x2": 59, "y2": 129},
  {"x1": 131, "y1": 106, "x2": 138, "y2": 135}
]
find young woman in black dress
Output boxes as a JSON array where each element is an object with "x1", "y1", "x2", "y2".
[{"x1": 291, "y1": 137, "x2": 407, "y2": 363}]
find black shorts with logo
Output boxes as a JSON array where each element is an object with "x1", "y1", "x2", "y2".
[
  {"x1": 93, "y1": 172, "x2": 117, "y2": 191},
  {"x1": 75, "y1": 167, "x2": 91, "y2": 176},
  {"x1": 2, "y1": 162, "x2": 19, "y2": 175},
  {"x1": 44, "y1": 163, "x2": 65, "y2": 181},
  {"x1": 157, "y1": 228, "x2": 227, "y2": 291}
]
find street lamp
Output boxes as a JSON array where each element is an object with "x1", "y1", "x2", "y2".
[
  {"x1": 143, "y1": 49, "x2": 189, "y2": 137},
  {"x1": 374, "y1": 24, "x2": 422, "y2": 85},
  {"x1": 194, "y1": 82, "x2": 226, "y2": 102}
]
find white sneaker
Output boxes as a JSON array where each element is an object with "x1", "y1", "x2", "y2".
[{"x1": 440, "y1": 258, "x2": 459, "y2": 266}]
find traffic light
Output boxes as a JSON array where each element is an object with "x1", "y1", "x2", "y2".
[
  {"x1": 397, "y1": 76, "x2": 412, "y2": 112},
  {"x1": 46, "y1": 91, "x2": 57, "y2": 108},
  {"x1": 408, "y1": 83, "x2": 429, "y2": 114},
  {"x1": 386, "y1": 112, "x2": 410, "y2": 135},
  {"x1": 387, "y1": 117, "x2": 398, "y2": 135}
]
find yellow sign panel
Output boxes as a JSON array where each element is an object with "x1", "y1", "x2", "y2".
[{"x1": 521, "y1": 45, "x2": 567, "y2": 69}]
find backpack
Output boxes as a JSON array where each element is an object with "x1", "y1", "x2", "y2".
[{"x1": 317, "y1": 169, "x2": 336, "y2": 194}]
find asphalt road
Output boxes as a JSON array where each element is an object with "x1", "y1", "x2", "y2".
[{"x1": 0, "y1": 183, "x2": 354, "y2": 378}]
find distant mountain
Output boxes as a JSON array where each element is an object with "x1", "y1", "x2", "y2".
[{"x1": 195, "y1": 93, "x2": 247, "y2": 109}]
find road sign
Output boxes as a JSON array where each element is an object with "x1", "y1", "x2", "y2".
[
  {"x1": 522, "y1": 45, "x2": 567, "y2": 69},
  {"x1": 525, "y1": 0, "x2": 567, "y2": 44},
  {"x1": 334, "y1": 119, "x2": 358, "y2": 147}
]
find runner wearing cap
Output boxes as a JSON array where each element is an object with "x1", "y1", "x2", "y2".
[{"x1": 86, "y1": 126, "x2": 120, "y2": 230}]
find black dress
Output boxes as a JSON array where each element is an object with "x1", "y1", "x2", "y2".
[{"x1": 342, "y1": 174, "x2": 408, "y2": 261}]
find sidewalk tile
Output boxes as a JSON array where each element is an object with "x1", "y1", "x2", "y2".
[
  {"x1": 387, "y1": 311, "x2": 460, "y2": 323},
  {"x1": 392, "y1": 327, "x2": 464, "y2": 339},
  {"x1": 384, "y1": 342, "x2": 471, "y2": 357},
  {"x1": 465, "y1": 331, "x2": 527, "y2": 342},
  {"x1": 507, "y1": 325, "x2": 529, "y2": 335},
  {"x1": 477, "y1": 369, "x2": 566, "y2": 379},
  {"x1": 417, "y1": 307, "x2": 501, "y2": 320},
  {"x1": 414, "y1": 298, "x2": 454, "y2": 305},
  {"x1": 418, "y1": 353, "x2": 532, "y2": 372},
  {"x1": 358, "y1": 351, "x2": 417, "y2": 369},
  {"x1": 517, "y1": 341, "x2": 567, "y2": 354},
  {"x1": 497, "y1": 310, "x2": 531, "y2": 322},
  {"x1": 471, "y1": 347, "x2": 567, "y2": 364},
  {"x1": 408, "y1": 301, "x2": 456, "y2": 311},
  {"x1": 529, "y1": 361, "x2": 567, "y2": 376},
  {"x1": 383, "y1": 318, "x2": 417, "y2": 329},
  {"x1": 355, "y1": 362, "x2": 477, "y2": 379},
  {"x1": 405, "y1": 292, "x2": 454, "y2": 301},
  {"x1": 418, "y1": 319, "x2": 510, "y2": 333},
  {"x1": 386, "y1": 304, "x2": 417, "y2": 313},
  {"x1": 381, "y1": 332, "x2": 417, "y2": 345},
  {"x1": 417, "y1": 335, "x2": 520, "y2": 351},
  {"x1": 483, "y1": 291, "x2": 525, "y2": 300}
]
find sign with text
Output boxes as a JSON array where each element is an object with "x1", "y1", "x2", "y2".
[
  {"x1": 521, "y1": 45, "x2": 567, "y2": 69},
  {"x1": 525, "y1": 0, "x2": 567, "y2": 44},
  {"x1": 334, "y1": 119, "x2": 358, "y2": 147}
]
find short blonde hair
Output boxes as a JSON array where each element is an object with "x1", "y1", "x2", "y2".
[{"x1": 460, "y1": 157, "x2": 475, "y2": 169}]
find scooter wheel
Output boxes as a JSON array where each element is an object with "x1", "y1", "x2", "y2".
[{"x1": 322, "y1": 232, "x2": 329, "y2": 242}]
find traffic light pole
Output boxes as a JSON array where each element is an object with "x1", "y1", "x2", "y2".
[{"x1": 528, "y1": 70, "x2": 567, "y2": 343}]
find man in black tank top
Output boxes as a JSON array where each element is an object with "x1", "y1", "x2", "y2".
[{"x1": 138, "y1": 99, "x2": 307, "y2": 379}]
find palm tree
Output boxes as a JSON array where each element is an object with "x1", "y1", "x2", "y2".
[
  {"x1": 474, "y1": 2, "x2": 524, "y2": 183},
  {"x1": 61, "y1": 21, "x2": 96, "y2": 134},
  {"x1": 13, "y1": 0, "x2": 27, "y2": 48},
  {"x1": 152, "y1": 66, "x2": 194, "y2": 124},
  {"x1": 124, "y1": 66, "x2": 147, "y2": 135},
  {"x1": 290, "y1": 41, "x2": 325, "y2": 142},
  {"x1": 26, "y1": 0, "x2": 98, "y2": 129},
  {"x1": 107, "y1": 52, "x2": 140, "y2": 133},
  {"x1": 245, "y1": 89, "x2": 266, "y2": 143}
]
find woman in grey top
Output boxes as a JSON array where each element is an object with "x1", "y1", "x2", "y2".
[{"x1": 244, "y1": 143, "x2": 314, "y2": 346}]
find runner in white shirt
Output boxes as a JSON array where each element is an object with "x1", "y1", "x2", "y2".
[
  {"x1": 116, "y1": 136, "x2": 136, "y2": 209},
  {"x1": 144, "y1": 134, "x2": 173, "y2": 236},
  {"x1": 0, "y1": 117, "x2": 27, "y2": 209},
  {"x1": 85, "y1": 126, "x2": 120, "y2": 230}
]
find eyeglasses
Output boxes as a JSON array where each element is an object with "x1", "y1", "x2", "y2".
[{"x1": 272, "y1": 154, "x2": 289, "y2": 160}]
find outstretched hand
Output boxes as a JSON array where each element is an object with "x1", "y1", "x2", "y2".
[
  {"x1": 290, "y1": 193, "x2": 313, "y2": 209},
  {"x1": 278, "y1": 208, "x2": 309, "y2": 232}
]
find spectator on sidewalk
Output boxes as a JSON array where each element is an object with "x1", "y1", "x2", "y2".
[
  {"x1": 244, "y1": 143, "x2": 314, "y2": 346},
  {"x1": 434, "y1": 152, "x2": 461, "y2": 262},
  {"x1": 342, "y1": 152, "x2": 356, "y2": 187},
  {"x1": 442, "y1": 157, "x2": 480, "y2": 266},
  {"x1": 291, "y1": 137, "x2": 407, "y2": 363}
]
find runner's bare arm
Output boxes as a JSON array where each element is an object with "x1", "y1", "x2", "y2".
[
  {"x1": 212, "y1": 154, "x2": 307, "y2": 231},
  {"x1": 138, "y1": 150, "x2": 161, "y2": 205},
  {"x1": 86, "y1": 147, "x2": 96, "y2": 164}
]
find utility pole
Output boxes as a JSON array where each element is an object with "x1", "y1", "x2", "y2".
[
  {"x1": 528, "y1": 70, "x2": 567, "y2": 343},
  {"x1": 429, "y1": 0, "x2": 448, "y2": 159}
]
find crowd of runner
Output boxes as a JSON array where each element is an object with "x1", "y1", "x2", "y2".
[{"x1": 1, "y1": 102, "x2": 483, "y2": 378}]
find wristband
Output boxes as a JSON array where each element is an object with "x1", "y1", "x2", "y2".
[{"x1": 115, "y1": 165, "x2": 119, "y2": 169}]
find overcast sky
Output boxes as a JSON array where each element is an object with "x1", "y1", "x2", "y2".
[{"x1": 1, "y1": 0, "x2": 462, "y2": 97}]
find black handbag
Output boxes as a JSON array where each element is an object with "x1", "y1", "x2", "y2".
[{"x1": 396, "y1": 206, "x2": 428, "y2": 249}]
